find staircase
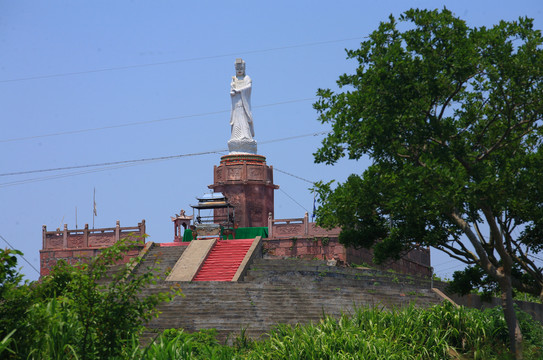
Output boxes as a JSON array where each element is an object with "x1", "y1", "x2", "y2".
[
  {"x1": 193, "y1": 239, "x2": 254, "y2": 281},
  {"x1": 131, "y1": 243, "x2": 187, "y2": 278},
  {"x1": 139, "y1": 257, "x2": 443, "y2": 342}
]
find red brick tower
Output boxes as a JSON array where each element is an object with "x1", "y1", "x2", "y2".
[{"x1": 208, "y1": 154, "x2": 278, "y2": 228}]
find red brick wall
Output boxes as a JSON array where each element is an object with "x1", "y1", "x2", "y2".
[
  {"x1": 40, "y1": 221, "x2": 146, "y2": 277},
  {"x1": 40, "y1": 247, "x2": 143, "y2": 277},
  {"x1": 262, "y1": 237, "x2": 431, "y2": 277},
  {"x1": 346, "y1": 246, "x2": 431, "y2": 277},
  {"x1": 263, "y1": 237, "x2": 345, "y2": 261}
]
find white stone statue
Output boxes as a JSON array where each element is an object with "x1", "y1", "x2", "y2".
[{"x1": 228, "y1": 58, "x2": 257, "y2": 154}]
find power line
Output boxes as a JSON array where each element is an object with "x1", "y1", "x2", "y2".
[
  {"x1": 0, "y1": 160, "x2": 173, "y2": 188},
  {"x1": 438, "y1": 263, "x2": 467, "y2": 273},
  {"x1": 0, "y1": 132, "x2": 330, "y2": 187},
  {"x1": 0, "y1": 98, "x2": 317, "y2": 143},
  {"x1": 259, "y1": 131, "x2": 328, "y2": 146},
  {"x1": 275, "y1": 168, "x2": 314, "y2": 184},
  {"x1": 529, "y1": 254, "x2": 543, "y2": 262},
  {"x1": 0, "y1": 234, "x2": 41, "y2": 275},
  {"x1": 0, "y1": 37, "x2": 363, "y2": 84},
  {"x1": 0, "y1": 149, "x2": 226, "y2": 177},
  {"x1": 279, "y1": 188, "x2": 310, "y2": 214},
  {"x1": 437, "y1": 258, "x2": 462, "y2": 267}
]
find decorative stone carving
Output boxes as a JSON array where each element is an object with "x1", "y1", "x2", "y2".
[
  {"x1": 48, "y1": 238, "x2": 63, "y2": 249},
  {"x1": 216, "y1": 168, "x2": 224, "y2": 182},
  {"x1": 248, "y1": 166, "x2": 262, "y2": 180},
  {"x1": 68, "y1": 237, "x2": 85, "y2": 248},
  {"x1": 90, "y1": 236, "x2": 115, "y2": 247},
  {"x1": 228, "y1": 167, "x2": 242, "y2": 180},
  {"x1": 228, "y1": 58, "x2": 257, "y2": 154},
  {"x1": 276, "y1": 224, "x2": 303, "y2": 235}
]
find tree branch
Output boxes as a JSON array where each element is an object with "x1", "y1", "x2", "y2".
[
  {"x1": 436, "y1": 244, "x2": 476, "y2": 265},
  {"x1": 481, "y1": 206, "x2": 513, "y2": 272},
  {"x1": 449, "y1": 210, "x2": 502, "y2": 281},
  {"x1": 437, "y1": 81, "x2": 464, "y2": 122},
  {"x1": 509, "y1": 237, "x2": 543, "y2": 283},
  {"x1": 453, "y1": 238, "x2": 478, "y2": 259},
  {"x1": 477, "y1": 118, "x2": 533, "y2": 161},
  {"x1": 473, "y1": 221, "x2": 488, "y2": 246}
]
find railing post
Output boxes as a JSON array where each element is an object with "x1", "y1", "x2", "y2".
[
  {"x1": 115, "y1": 220, "x2": 120, "y2": 242},
  {"x1": 84, "y1": 224, "x2": 89, "y2": 247},
  {"x1": 140, "y1": 219, "x2": 146, "y2": 237},
  {"x1": 63, "y1": 224, "x2": 68, "y2": 248},
  {"x1": 268, "y1": 212, "x2": 273, "y2": 238},
  {"x1": 42, "y1": 225, "x2": 47, "y2": 249}
]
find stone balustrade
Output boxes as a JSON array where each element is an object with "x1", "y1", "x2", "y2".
[
  {"x1": 42, "y1": 220, "x2": 146, "y2": 250},
  {"x1": 268, "y1": 212, "x2": 340, "y2": 239},
  {"x1": 40, "y1": 220, "x2": 146, "y2": 277},
  {"x1": 265, "y1": 212, "x2": 431, "y2": 276}
]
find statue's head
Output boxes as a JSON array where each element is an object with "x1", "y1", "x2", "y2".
[{"x1": 235, "y1": 58, "x2": 246, "y2": 77}]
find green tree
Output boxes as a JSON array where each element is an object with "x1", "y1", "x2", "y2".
[
  {"x1": 0, "y1": 249, "x2": 34, "y2": 358},
  {"x1": 37, "y1": 238, "x2": 179, "y2": 360},
  {"x1": 0, "y1": 238, "x2": 180, "y2": 359},
  {"x1": 313, "y1": 8, "x2": 543, "y2": 358}
]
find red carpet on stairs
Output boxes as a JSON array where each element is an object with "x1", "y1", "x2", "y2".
[{"x1": 193, "y1": 239, "x2": 254, "y2": 281}]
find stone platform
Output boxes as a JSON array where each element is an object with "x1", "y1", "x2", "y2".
[{"x1": 209, "y1": 154, "x2": 278, "y2": 228}]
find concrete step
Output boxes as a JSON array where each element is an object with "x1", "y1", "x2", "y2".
[
  {"x1": 130, "y1": 254, "x2": 442, "y2": 342},
  {"x1": 131, "y1": 244, "x2": 186, "y2": 278},
  {"x1": 193, "y1": 239, "x2": 253, "y2": 281},
  {"x1": 244, "y1": 258, "x2": 432, "y2": 288},
  {"x1": 139, "y1": 280, "x2": 443, "y2": 341}
]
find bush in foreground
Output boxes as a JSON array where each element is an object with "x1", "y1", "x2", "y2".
[
  {"x1": 0, "y1": 239, "x2": 180, "y2": 360},
  {"x1": 133, "y1": 302, "x2": 543, "y2": 359}
]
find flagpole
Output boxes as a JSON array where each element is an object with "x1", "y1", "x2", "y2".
[
  {"x1": 93, "y1": 188, "x2": 96, "y2": 229},
  {"x1": 312, "y1": 195, "x2": 316, "y2": 222}
]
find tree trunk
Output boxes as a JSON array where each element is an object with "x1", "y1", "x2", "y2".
[{"x1": 501, "y1": 278, "x2": 523, "y2": 359}]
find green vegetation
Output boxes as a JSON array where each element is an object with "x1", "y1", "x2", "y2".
[
  {"x1": 2, "y1": 245, "x2": 543, "y2": 358},
  {"x1": 312, "y1": 7, "x2": 543, "y2": 357},
  {"x1": 0, "y1": 239, "x2": 179, "y2": 359},
  {"x1": 243, "y1": 303, "x2": 543, "y2": 360},
  {"x1": 321, "y1": 237, "x2": 330, "y2": 246},
  {"x1": 10, "y1": 303, "x2": 538, "y2": 359}
]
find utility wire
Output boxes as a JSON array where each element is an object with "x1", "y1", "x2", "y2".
[
  {"x1": 0, "y1": 149, "x2": 226, "y2": 177},
  {"x1": 438, "y1": 262, "x2": 467, "y2": 273},
  {"x1": 0, "y1": 132, "x2": 327, "y2": 179},
  {"x1": 275, "y1": 168, "x2": 314, "y2": 184},
  {"x1": 279, "y1": 188, "x2": 310, "y2": 214},
  {"x1": 0, "y1": 161, "x2": 172, "y2": 188},
  {"x1": 0, "y1": 37, "x2": 363, "y2": 84},
  {"x1": 259, "y1": 131, "x2": 328, "y2": 146},
  {"x1": 0, "y1": 98, "x2": 317, "y2": 144},
  {"x1": 437, "y1": 258, "x2": 462, "y2": 267},
  {"x1": 0, "y1": 234, "x2": 41, "y2": 275}
]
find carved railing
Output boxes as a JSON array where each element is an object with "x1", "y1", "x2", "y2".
[
  {"x1": 267, "y1": 213, "x2": 341, "y2": 239},
  {"x1": 268, "y1": 212, "x2": 309, "y2": 238},
  {"x1": 42, "y1": 220, "x2": 146, "y2": 250}
]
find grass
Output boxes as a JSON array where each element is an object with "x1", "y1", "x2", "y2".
[
  {"x1": 5, "y1": 302, "x2": 543, "y2": 359},
  {"x1": 131, "y1": 303, "x2": 543, "y2": 359}
]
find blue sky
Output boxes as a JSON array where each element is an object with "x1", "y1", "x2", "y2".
[{"x1": 1, "y1": 1, "x2": 542, "y2": 281}]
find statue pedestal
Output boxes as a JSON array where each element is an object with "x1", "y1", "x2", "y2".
[
  {"x1": 208, "y1": 154, "x2": 278, "y2": 228},
  {"x1": 227, "y1": 138, "x2": 257, "y2": 155}
]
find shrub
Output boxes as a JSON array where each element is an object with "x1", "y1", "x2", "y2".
[{"x1": 0, "y1": 238, "x2": 180, "y2": 359}]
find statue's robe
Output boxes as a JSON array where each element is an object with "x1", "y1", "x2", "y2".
[{"x1": 230, "y1": 75, "x2": 254, "y2": 140}]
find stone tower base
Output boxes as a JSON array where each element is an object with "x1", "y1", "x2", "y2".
[{"x1": 209, "y1": 154, "x2": 278, "y2": 228}]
